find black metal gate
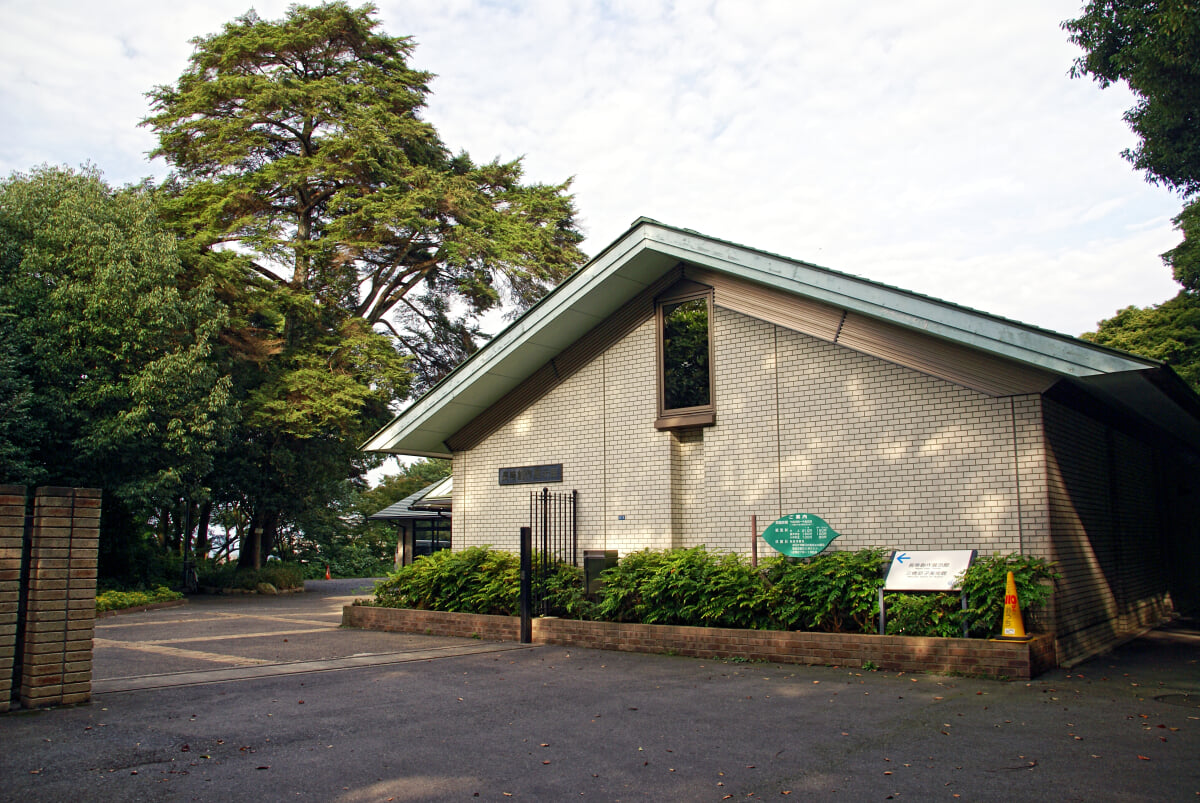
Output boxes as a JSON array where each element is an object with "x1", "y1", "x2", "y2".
[
  {"x1": 520, "y1": 488, "x2": 577, "y2": 634},
  {"x1": 530, "y1": 487, "x2": 577, "y2": 568}
]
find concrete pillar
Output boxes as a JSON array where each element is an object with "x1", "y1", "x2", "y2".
[
  {"x1": 0, "y1": 485, "x2": 26, "y2": 713},
  {"x1": 19, "y1": 487, "x2": 101, "y2": 708}
]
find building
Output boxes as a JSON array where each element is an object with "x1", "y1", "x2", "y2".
[
  {"x1": 364, "y1": 218, "x2": 1200, "y2": 664},
  {"x1": 368, "y1": 477, "x2": 452, "y2": 568}
]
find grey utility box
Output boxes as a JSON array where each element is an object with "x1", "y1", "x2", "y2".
[{"x1": 583, "y1": 549, "x2": 619, "y2": 596}]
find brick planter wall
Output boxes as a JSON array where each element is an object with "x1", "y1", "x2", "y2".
[
  {"x1": 344, "y1": 605, "x2": 521, "y2": 642},
  {"x1": 343, "y1": 606, "x2": 1057, "y2": 680}
]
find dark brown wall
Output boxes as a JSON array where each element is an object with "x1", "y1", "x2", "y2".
[{"x1": 1043, "y1": 399, "x2": 1174, "y2": 662}]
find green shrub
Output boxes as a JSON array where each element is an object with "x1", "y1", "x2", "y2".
[
  {"x1": 960, "y1": 552, "x2": 1058, "y2": 637},
  {"x1": 195, "y1": 560, "x2": 306, "y2": 591},
  {"x1": 374, "y1": 547, "x2": 520, "y2": 615},
  {"x1": 763, "y1": 549, "x2": 886, "y2": 632},
  {"x1": 98, "y1": 532, "x2": 184, "y2": 592},
  {"x1": 96, "y1": 585, "x2": 183, "y2": 612},
  {"x1": 372, "y1": 547, "x2": 587, "y2": 618},
  {"x1": 593, "y1": 547, "x2": 770, "y2": 629},
  {"x1": 883, "y1": 591, "x2": 962, "y2": 637},
  {"x1": 257, "y1": 562, "x2": 305, "y2": 590},
  {"x1": 309, "y1": 540, "x2": 394, "y2": 579},
  {"x1": 196, "y1": 561, "x2": 240, "y2": 589},
  {"x1": 539, "y1": 561, "x2": 592, "y2": 619}
]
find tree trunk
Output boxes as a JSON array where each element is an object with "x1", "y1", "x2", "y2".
[
  {"x1": 156, "y1": 506, "x2": 170, "y2": 548},
  {"x1": 237, "y1": 505, "x2": 279, "y2": 570},
  {"x1": 168, "y1": 500, "x2": 183, "y2": 552},
  {"x1": 182, "y1": 498, "x2": 194, "y2": 558},
  {"x1": 195, "y1": 500, "x2": 213, "y2": 559},
  {"x1": 238, "y1": 508, "x2": 263, "y2": 570},
  {"x1": 261, "y1": 509, "x2": 280, "y2": 566}
]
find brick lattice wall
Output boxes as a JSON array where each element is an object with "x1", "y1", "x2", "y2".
[
  {"x1": 0, "y1": 485, "x2": 25, "y2": 713},
  {"x1": 343, "y1": 606, "x2": 1057, "y2": 680},
  {"x1": 19, "y1": 487, "x2": 101, "y2": 708}
]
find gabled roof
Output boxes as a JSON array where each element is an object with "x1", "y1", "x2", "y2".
[
  {"x1": 363, "y1": 218, "x2": 1200, "y2": 457},
  {"x1": 409, "y1": 475, "x2": 451, "y2": 511},
  {"x1": 368, "y1": 477, "x2": 452, "y2": 521}
]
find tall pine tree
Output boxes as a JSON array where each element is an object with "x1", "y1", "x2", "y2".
[{"x1": 143, "y1": 2, "x2": 584, "y2": 566}]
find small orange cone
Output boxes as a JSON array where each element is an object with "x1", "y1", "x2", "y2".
[
  {"x1": 994, "y1": 570, "x2": 1031, "y2": 641},
  {"x1": 325, "y1": 565, "x2": 331, "y2": 581}
]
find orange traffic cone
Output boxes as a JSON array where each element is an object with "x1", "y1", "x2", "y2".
[
  {"x1": 993, "y1": 570, "x2": 1031, "y2": 641},
  {"x1": 325, "y1": 565, "x2": 331, "y2": 581}
]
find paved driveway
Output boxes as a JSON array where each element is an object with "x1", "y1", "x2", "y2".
[
  {"x1": 93, "y1": 579, "x2": 528, "y2": 693},
  {"x1": 0, "y1": 582, "x2": 1196, "y2": 802}
]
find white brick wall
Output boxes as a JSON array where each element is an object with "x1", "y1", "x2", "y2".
[
  {"x1": 696, "y1": 310, "x2": 780, "y2": 552},
  {"x1": 453, "y1": 305, "x2": 1048, "y2": 561},
  {"x1": 773, "y1": 324, "x2": 1037, "y2": 554},
  {"x1": 453, "y1": 317, "x2": 675, "y2": 553},
  {"x1": 602, "y1": 317, "x2": 675, "y2": 552}
]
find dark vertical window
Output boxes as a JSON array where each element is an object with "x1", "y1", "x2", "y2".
[
  {"x1": 656, "y1": 284, "x2": 715, "y2": 429},
  {"x1": 662, "y1": 297, "x2": 711, "y2": 410}
]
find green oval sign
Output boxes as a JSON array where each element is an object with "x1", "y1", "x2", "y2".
[{"x1": 761, "y1": 513, "x2": 840, "y2": 558}]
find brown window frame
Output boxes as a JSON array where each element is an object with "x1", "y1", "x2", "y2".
[{"x1": 655, "y1": 285, "x2": 715, "y2": 430}]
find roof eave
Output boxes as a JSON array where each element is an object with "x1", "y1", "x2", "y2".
[{"x1": 364, "y1": 218, "x2": 1166, "y2": 457}]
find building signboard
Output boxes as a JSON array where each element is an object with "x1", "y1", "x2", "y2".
[
  {"x1": 883, "y1": 550, "x2": 976, "y2": 592},
  {"x1": 498, "y1": 464, "x2": 563, "y2": 486},
  {"x1": 761, "y1": 513, "x2": 841, "y2": 558}
]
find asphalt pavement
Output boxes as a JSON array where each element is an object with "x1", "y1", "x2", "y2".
[{"x1": 0, "y1": 579, "x2": 1196, "y2": 802}]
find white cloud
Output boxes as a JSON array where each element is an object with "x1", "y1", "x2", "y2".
[{"x1": 0, "y1": 0, "x2": 1185, "y2": 337}]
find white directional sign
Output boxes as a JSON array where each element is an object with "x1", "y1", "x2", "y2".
[{"x1": 884, "y1": 550, "x2": 976, "y2": 592}]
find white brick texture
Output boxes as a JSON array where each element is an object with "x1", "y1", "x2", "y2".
[{"x1": 453, "y1": 306, "x2": 1048, "y2": 560}]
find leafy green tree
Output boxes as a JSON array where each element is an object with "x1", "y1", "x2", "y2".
[
  {"x1": 281, "y1": 459, "x2": 450, "y2": 577},
  {"x1": 1064, "y1": 1, "x2": 1200, "y2": 196},
  {"x1": 1082, "y1": 290, "x2": 1200, "y2": 392},
  {"x1": 1163, "y1": 200, "x2": 1200, "y2": 290},
  {"x1": 1067, "y1": 2, "x2": 1200, "y2": 388},
  {"x1": 1065, "y1": 2, "x2": 1200, "y2": 290},
  {"x1": 0, "y1": 166, "x2": 235, "y2": 571}
]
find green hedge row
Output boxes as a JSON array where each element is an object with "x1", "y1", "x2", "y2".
[
  {"x1": 372, "y1": 547, "x2": 584, "y2": 617},
  {"x1": 96, "y1": 585, "x2": 184, "y2": 612},
  {"x1": 372, "y1": 546, "x2": 1058, "y2": 639}
]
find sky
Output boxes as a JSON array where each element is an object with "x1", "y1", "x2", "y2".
[{"x1": 0, "y1": 0, "x2": 1186, "y2": 338}]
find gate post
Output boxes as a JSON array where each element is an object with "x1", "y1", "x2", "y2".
[
  {"x1": 0, "y1": 486, "x2": 27, "y2": 712},
  {"x1": 519, "y1": 526, "x2": 532, "y2": 644},
  {"x1": 20, "y1": 487, "x2": 101, "y2": 708}
]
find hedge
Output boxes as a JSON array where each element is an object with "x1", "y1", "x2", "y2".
[{"x1": 372, "y1": 546, "x2": 1058, "y2": 639}]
